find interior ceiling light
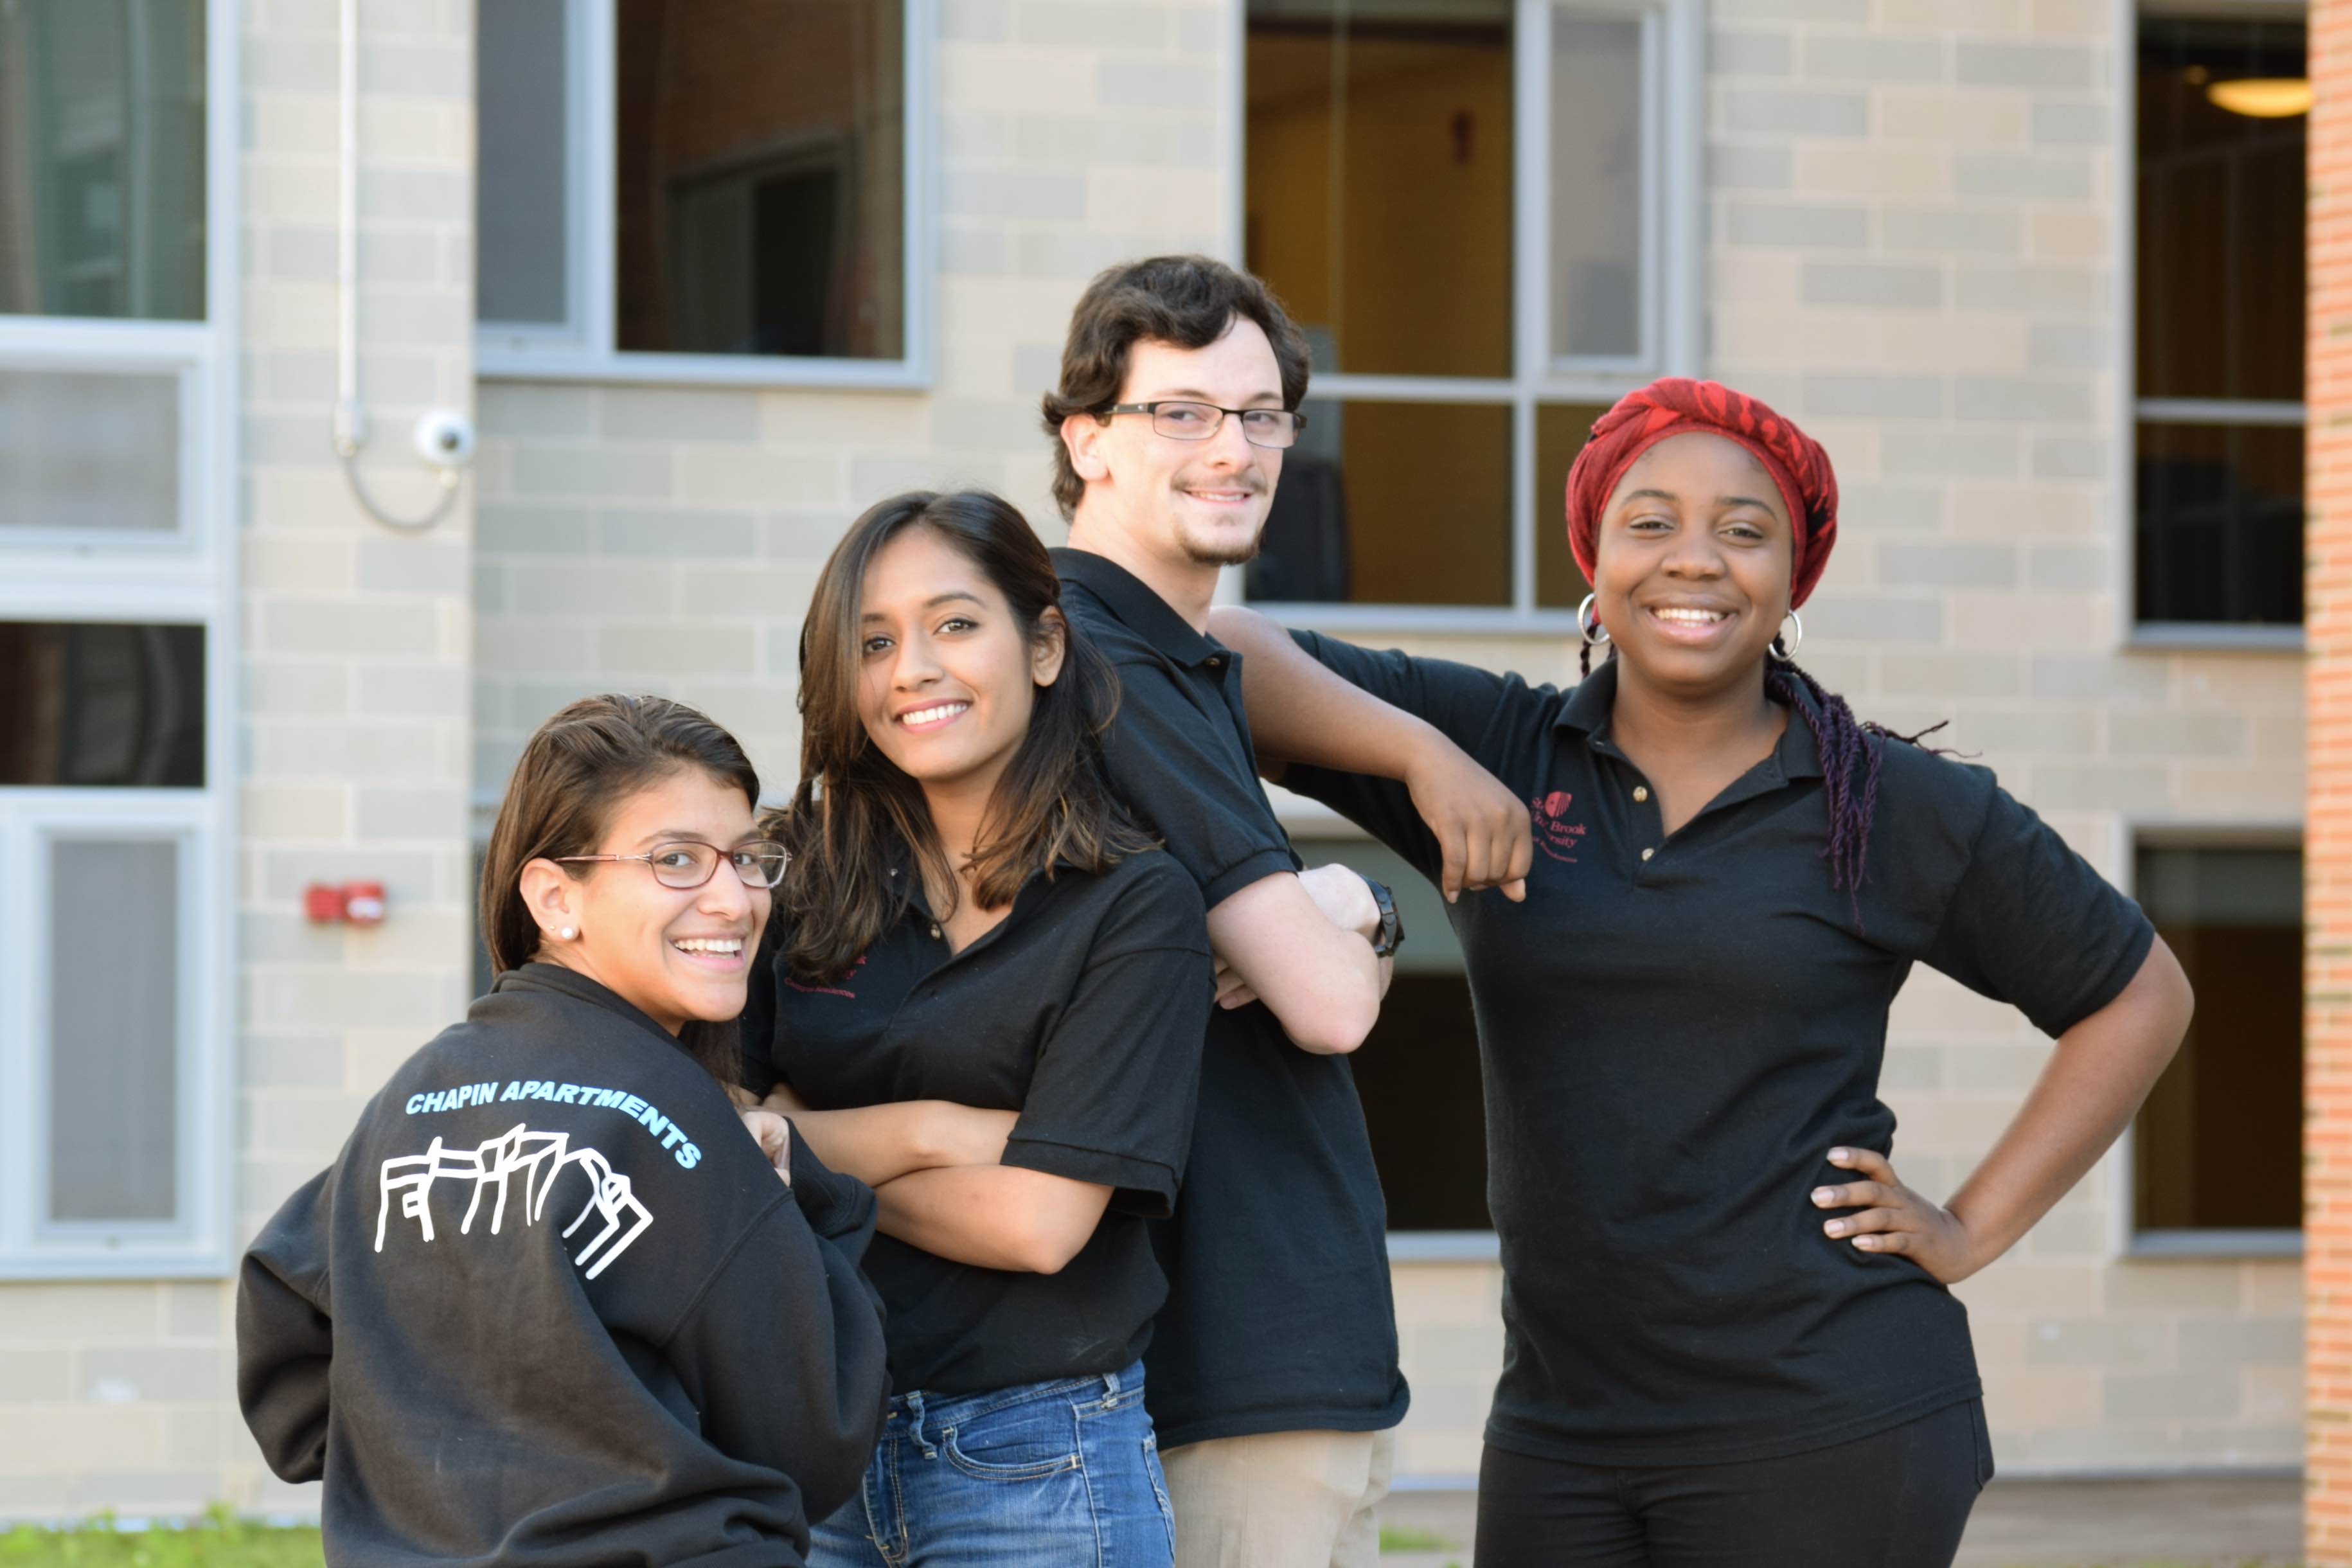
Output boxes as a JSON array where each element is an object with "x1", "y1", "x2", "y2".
[{"x1": 2205, "y1": 77, "x2": 2312, "y2": 118}]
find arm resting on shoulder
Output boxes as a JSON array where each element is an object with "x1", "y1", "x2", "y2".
[
  {"x1": 872, "y1": 1166, "x2": 1113, "y2": 1275},
  {"x1": 1207, "y1": 607, "x2": 1529, "y2": 902}
]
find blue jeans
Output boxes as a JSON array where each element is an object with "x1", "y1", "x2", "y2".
[{"x1": 811, "y1": 1360, "x2": 1175, "y2": 1567}]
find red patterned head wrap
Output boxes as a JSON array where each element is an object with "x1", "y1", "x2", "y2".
[{"x1": 1564, "y1": 377, "x2": 1840, "y2": 610}]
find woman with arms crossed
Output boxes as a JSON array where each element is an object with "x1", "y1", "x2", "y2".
[
  {"x1": 1208, "y1": 379, "x2": 2194, "y2": 1567},
  {"x1": 742, "y1": 490, "x2": 1214, "y2": 1567},
  {"x1": 238, "y1": 695, "x2": 889, "y2": 1568}
]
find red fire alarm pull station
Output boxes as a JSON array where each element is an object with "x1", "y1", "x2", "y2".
[{"x1": 305, "y1": 881, "x2": 389, "y2": 926}]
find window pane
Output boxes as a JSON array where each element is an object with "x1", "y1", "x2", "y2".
[
  {"x1": 615, "y1": 0, "x2": 904, "y2": 359},
  {"x1": 1296, "y1": 839, "x2": 1486, "y2": 1231},
  {"x1": 2135, "y1": 15, "x2": 2305, "y2": 402},
  {"x1": 1535, "y1": 402, "x2": 1608, "y2": 608},
  {"x1": 1245, "y1": 1, "x2": 1513, "y2": 379},
  {"x1": 0, "y1": 0, "x2": 206, "y2": 321},
  {"x1": 2132, "y1": 844, "x2": 2300, "y2": 1233},
  {"x1": 476, "y1": 0, "x2": 571, "y2": 326},
  {"x1": 0, "y1": 622, "x2": 204, "y2": 787},
  {"x1": 0, "y1": 366, "x2": 178, "y2": 533},
  {"x1": 49, "y1": 837, "x2": 180, "y2": 1223},
  {"x1": 1551, "y1": 11, "x2": 1643, "y2": 361},
  {"x1": 1247, "y1": 399, "x2": 1513, "y2": 606},
  {"x1": 2135, "y1": 420, "x2": 2302, "y2": 625}
]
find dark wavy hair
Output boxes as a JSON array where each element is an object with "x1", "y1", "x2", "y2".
[
  {"x1": 478, "y1": 693, "x2": 761, "y2": 1080},
  {"x1": 1040, "y1": 254, "x2": 1313, "y2": 519},
  {"x1": 774, "y1": 490, "x2": 1154, "y2": 982}
]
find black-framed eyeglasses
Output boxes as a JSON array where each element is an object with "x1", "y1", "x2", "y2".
[
  {"x1": 1101, "y1": 401, "x2": 1306, "y2": 449},
  {"x1": 555, "y1": 841, "x2": 790, "y2": 890}
]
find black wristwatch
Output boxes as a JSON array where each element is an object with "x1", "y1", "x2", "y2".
[{"x1": 1359, "y1": 875, "x2": 1405, "y2": 958}]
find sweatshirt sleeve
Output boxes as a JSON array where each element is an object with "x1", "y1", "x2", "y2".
[
  {"x1": 663, "y1": 1134, "x2": 889, "y2": 1525},
  {"x1": 235, "y1": 1169, "x2": 335, "y2": 1484}
]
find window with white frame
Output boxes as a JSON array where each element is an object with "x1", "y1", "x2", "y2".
[
  {"x1": 2133, "y1": 6, "x2": 2306, "y2": 630},
  {"x1": 476, "y1": 0, "x2": 929, "y2": 388},
  {"x1": 0, "y1": 0, "x2": 234, "y2": 1278},
  {"x1": 1241, "y1": 0, "x2": 1698, "y2": 622},
  {"x1": 2130, "y1": 837, "x2": 2301, "y2": 1252}
]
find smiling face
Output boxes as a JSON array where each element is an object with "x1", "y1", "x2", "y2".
[
  {"x1": 1063, "y1": 317, "x2": 1287, "y2": 571},
  {"x1": 854, "y1": 524, "x2": 1066, "y2": 799},
  {"x1": 1590, "y1": 431, "x2": 1794, "y2": 697},
  {"x1": 521, "y1": 767, "x2": 771, "y2": 1035}
]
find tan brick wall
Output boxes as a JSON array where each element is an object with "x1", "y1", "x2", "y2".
[
  {"x1": 2310, "y1": 0, "x2": 2352, "y2": 1556},
  {"x1": 0, "y1": 0, "x2": 479, "y2": 1521}
]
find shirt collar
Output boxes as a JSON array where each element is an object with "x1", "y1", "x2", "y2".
[
  {"x1": 1556, "y1": 657, "x2": 1826, "y2": 783},
  {"x1": 1051, "y1": 547, "x2": 1222, "y2": 668}
]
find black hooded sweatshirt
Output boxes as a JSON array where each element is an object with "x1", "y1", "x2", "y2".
[{"x1": 236, "y1": 963, "x2": 890, "y2": 1568}]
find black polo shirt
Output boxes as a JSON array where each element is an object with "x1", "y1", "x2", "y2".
[
  {"x1": 1283, "y1": 636, "x2": 2156, "y2": 1466},
  {"x1": 738, "y1": 848, "x2": 1212, "y2": 1398},
  {"x1": 1054, "y1": 548, "x2": 1409, "y2": 1449}
]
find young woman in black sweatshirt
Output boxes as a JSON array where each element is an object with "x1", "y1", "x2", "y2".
[{"x1": 236, "y1": 695, "x2": 891, "y2": 1568}]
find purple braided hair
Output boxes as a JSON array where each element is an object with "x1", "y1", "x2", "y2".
[{"x1": 1578, "y1": 638, "x2": 1947, "y2": 921}]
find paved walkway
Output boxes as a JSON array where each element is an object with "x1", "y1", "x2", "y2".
[{"x1": 1373, "y1": 1474, "x2": 2304, "y2": 1566}]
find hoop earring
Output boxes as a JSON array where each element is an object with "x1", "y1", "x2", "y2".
[
  {"x1": 1577, "y1": 592, "x2": 1610, "y2": 648},
  {"x1": 1770, "y1": 609, "x2": 1803, "y2": 663}
]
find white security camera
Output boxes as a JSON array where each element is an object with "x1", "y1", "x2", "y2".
[{"x1": 412, "y1": 407, "x2": 477, "y2": 468}]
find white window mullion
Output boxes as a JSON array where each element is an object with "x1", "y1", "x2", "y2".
[
  {"x1": 0, "y1": 814, "x2": 30, "y2": 1260},
  {"x1": 582, "y1": 0, "x2": 618, "y2": 360}
]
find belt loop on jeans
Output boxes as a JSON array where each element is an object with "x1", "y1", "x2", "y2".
[
  {"x1": 1101, "y1": 1366, "x2": 1124, "y2": 1405},
  {"x1": 904, "y1": 1389, "x2": 938, "y2": 1459}
]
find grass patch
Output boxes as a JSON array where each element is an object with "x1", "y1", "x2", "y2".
[
  {"x1": 1378, "y1": 1522, "x2": 1458, "y2": 1551},
  {"x1": 0, "y1": 1506, "x2": 321, "y2": 1567}
]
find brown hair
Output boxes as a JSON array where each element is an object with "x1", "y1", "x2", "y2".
[
  {"x1": 775, "y1": 489, "x2": 1152, "y2": 981},
  {"x1": 478, "y1": 693, "x2": 761, "y2": 1079},
  {"x1": 1040, "y1": 254, "x2": 1313, "y2": 519}
]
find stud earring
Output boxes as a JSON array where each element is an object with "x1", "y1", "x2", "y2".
[{"x1": 558, "y1": 927, "x2": 576, "y2": 940}]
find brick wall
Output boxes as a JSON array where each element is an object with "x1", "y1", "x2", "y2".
[
  {"x1": 0, "y1": 0, "x2": 478, "y2": 1519},
  {"x1": 2308, "y1": 0, "x2": 2352, "y2": 1556}
]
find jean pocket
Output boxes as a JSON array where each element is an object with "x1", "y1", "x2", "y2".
[
  {"x1": 1143, "y1": 1431, "x2": 1176, "y2": 1555},
  {"x1": 941, "y1": 1399, "x2": 1084, "y2": 1483}
]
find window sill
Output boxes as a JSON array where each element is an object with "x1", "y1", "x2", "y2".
[
  {"x1": 2125, "y1": 1228, "x2": 2302, "y2": 1261},
  {"x1": 2125, "y1": 623, "x2": 2304, "y2": 654},
  {"x1": 0, "y1": 1248, "x2": 234, "y2": 1282},
  {"x1": 476, "y1": 343, "x2": 931, "y2": 393},
  {"x1": 1247, "y1": 602, "x2": 1586, "y2": 637},
  {"x1": 1387, "y1": 1230, "x2": 1501, "y2": 1263}
]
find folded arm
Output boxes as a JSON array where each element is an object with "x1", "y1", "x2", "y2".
[
  {"x1": 873, "y1": 1166, "x2": 1113, "y2": 1274},
  {"x1": 758, "y1": 1082, "x2": 1019, "y2": 1190},
  {"x1": 1207, "y1": 606, "x2": 1529, "y2": 902},
  {"x1": 1206, "y1": 869, "x2": 1384, "y2": 1053}
]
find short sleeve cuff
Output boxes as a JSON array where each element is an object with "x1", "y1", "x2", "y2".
[
  {"x1": 1198, "y1": 846, "x2": 1303, "y2": 912},
  {"x1": 2031, "y1": 913, "x2": 2158, "y2": 1038},
  {"x1": 1003, "y1": 1136, "x2": 1180, "y2": 1219}
]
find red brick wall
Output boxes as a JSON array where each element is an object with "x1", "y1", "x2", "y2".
[{"x1": 2313, "y1": 2, "x2": 2352, "y2": 1558}]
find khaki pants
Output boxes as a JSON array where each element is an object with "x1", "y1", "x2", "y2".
[{"x1": 1162, "y1": 1427, "x2": 1396, "y2": 1568}]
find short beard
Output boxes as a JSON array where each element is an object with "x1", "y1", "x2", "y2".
[{"x1": 1182, "y1": 536, "x2": 1261, "y2": 568}]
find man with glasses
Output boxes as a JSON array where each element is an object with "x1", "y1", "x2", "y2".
[{"x1": 1041, "y1": 254, "x2": 1405, "y2": 1568}]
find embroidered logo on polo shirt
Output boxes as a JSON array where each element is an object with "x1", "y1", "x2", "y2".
[
  {"x1": 787, "y1": 954, "x2": 865, "y2": 999},
  {"x1": 1529, "y1": 790, "x2": 1587, "y2": 863}
]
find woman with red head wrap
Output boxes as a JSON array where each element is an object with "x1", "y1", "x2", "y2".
[{"x1": 1208, "y1": 377, "x2": 2191, "y2": 1567}]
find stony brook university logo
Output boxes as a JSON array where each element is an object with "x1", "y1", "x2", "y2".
[{"x1": 1529, "y1": 790, "x2": 1588, "y2": 863}]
